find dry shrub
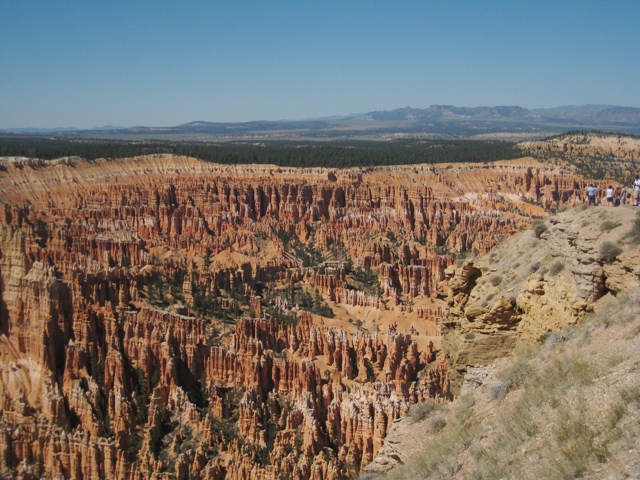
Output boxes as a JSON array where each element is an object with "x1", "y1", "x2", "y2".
[
  {"x1": 407, "y1": 399, "x2": 439, "y2": 423},
  {"x1": 599, "y1": 241, "x2": 621, "y2": 263},
  {"x1": 495, "y1": 355, "x2": 531, "y2": 393},
  {"x1": 587, "y1": 289, "x2": 640, "y2": 328},
  {"x1": 548, "y1": 260, "x2": 564, "y2": 276},
  {"x1": 426, "y1": 414, "x2": 447, "y2": 433},
  {"x1": 531, "y1": 219, "x2": 547, "y2": 239},
  {"x1": 624, "y1": 213, "x2": 640, "y2": 244},
  {"x1": 553, "y1": 411, "x2": 608, "y2": 478},
  {"x1": 486, "y1": 381, "x2": 509, "y2": 402},
  {"x1": 600, "y1": 220, "x2": 621, "y2": 232},
  {"x1": 382, "y1": 395, "x2": 478, "y2": 479},
  {"x1": 620, "y1": 385, "x2": 640, "y2": 406}
]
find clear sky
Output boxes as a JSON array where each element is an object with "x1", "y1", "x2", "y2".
[{"x1": 1, "y1": 0, "x2": 639, "y2": 129}]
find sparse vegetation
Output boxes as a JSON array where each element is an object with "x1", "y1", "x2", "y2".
[
  {"x1": 192, "y1": 288, "x2": 241, "y2": 323},
  {"x1": 266, "y1": 306, "x2": 299, "y2": 326},
  {"x1": 599, "y1": 241, "x2": 622, "y2": 263},
  {"x1": 383, "y1": 394, "x2": 480, "y2": 478},
  {"x1": 548, "y1": 260, "x2": 565, "y2": 276},
  {"x1": 624, "y1": 212, "x2": 640, "y2": 245},
  {"x1": 531, "y1": 219, "x2": 547, "y2": 239},
  {"x1": 294, "y1": 288, "x2": 335, "y2": 318},
  {"x1": 426, "y1": 414, "x2": 447, "y2": 434},
  {"x1": 379, "y1": 288, "x2": 640, "y2": 480},
  {"x1": 142, "y1": 269, "x2": 186, "y2": 308},
  {"x1": 486, "y1": 381, "x2": 509, "y2": 402},
  {"x1": 600, "y1": 220, "x2": 621, "y2": 232},
  {"x1": 350, "y1": 266, "x2": 381, "y2": 297},
  {"x1": 275, "y1": 229, "x2": 325, "y2": 267},
  {"x1": 495, "y1": 354, "x2": 532, "y2": 394},
  {"x1": 268, "y1": 285, "x2": 335, "y2": 319},
  {"x1": 553, "y1": 405, "x2": 609, "y2": 478},
  {"x1": 407, "y1": 399, "x2": 441, "y2": 423},
  {"x1": 605, "y1": 383, "x2": 640, "y2": 441}
]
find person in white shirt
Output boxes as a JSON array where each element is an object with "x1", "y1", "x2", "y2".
[
  {"x1": 634, "y1": 176, "x2": 640, "y2": 206},
  {"x1": 606, "y1": 186, "x2": 614, "y2": 206}
]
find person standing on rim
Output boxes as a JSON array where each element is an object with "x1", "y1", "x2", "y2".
[
  {"x1": 587, "y1": 184, "x2": 598, "y2": 206},
  {"x1": 606, "y1": 185, "x2": 615, "y2": 206},
  {"x1": 634, "y1": 175, "x2": 640, "y2": 206}
]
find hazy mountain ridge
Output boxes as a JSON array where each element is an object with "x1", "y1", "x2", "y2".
[
  {"x1": 3, "y1": 104, "x2": 640, "y2": 139},
  {"x1": 360, "y1": 105, "x2": 535, "y2": 121},
  {"x1": 532, "y1": 104, "x2": 640, "y2": 124}
]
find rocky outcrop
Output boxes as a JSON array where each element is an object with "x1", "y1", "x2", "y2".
[
  {"x1": 521, "y1": 132, "x2": 640, "y2": 161},
  {"x1": 442, "y1": 205, "x2": 640, "y2": 395}
]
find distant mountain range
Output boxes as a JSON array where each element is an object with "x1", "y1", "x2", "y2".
[
  {"x1": 3, "y1": 104, "x2": 639, "y2": 140},
  {"x1": 530, "y1": 105, "x2": 640, "y2": 124},
  {"x1": 2, "y1": 125, "x2": 128, "y2": 133},
  {"x1": 349, "y1": 104, "x2": 640, "y2": 127}
]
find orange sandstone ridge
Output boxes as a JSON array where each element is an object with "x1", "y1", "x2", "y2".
[{"x1": 0, "y1": 155, "x2": 594, "y2": 479}]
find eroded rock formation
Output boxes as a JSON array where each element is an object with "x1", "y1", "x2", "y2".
[
  {"x1": 441, "y1": 206, "x2": 640, "y2": 395},
  {"x1": 0, "y1": 154, "x2": 592, "y2": 478}
]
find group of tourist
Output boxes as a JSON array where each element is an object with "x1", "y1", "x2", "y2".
[{"x1": 586, "y1": 175, "x2": 640, "y2": 206}]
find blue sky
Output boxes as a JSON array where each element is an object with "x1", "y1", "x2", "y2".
[{"x1": 1, "y1": 1, "x2": 639, "y2": 128}]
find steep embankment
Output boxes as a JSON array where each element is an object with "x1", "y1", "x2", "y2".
[{"x1": 365, "y1": 205, "x2": 640, "y2": 479}]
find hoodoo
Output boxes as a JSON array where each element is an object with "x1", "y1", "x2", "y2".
[{"x1": 0, "y1": 153, "x2": 627, "y2": 479}]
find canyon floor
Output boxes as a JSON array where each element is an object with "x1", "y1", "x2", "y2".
[{"x1": 0, "y1": 144, "x2": 638, "y2": 479}]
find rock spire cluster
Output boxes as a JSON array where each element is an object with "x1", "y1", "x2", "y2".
[{"x1": 0, "y1": 154, "x2": 591, "y2": 478}]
